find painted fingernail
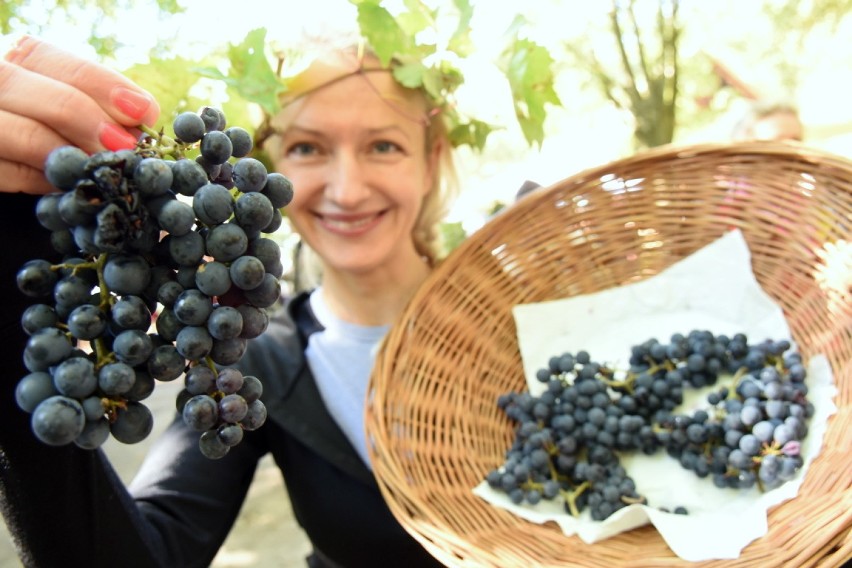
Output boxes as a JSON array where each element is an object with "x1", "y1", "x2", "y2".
[
  {"x1": 98, "y1": 122, "x2": 138, "y2": 151},
  {"x1": 111, "y1": 86, "x2": 153, "y2": 121}
]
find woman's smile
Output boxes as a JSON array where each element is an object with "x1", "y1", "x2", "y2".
[{"x1": 314, "y1": 209, "x2": 387, "y2": 236}]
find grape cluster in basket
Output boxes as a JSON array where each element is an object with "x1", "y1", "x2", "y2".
[
  {"x1": 485, "y1": 330, "x2": 813, "y2": 521},
  {"x1": 15, "y1": 106, "x2": 293, "y2": 459}
]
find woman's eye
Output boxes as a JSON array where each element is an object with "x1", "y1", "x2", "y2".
[
  {"x1": 287, "y1": 142, "x2": 318, "y2": 157},
  {"x1": 373, "y1": 140, "x2": 401, "y2": 154}
]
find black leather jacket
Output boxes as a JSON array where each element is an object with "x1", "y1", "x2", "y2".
[{"x1": 0, "y1": 192, "x2": 442, "y2": 568}]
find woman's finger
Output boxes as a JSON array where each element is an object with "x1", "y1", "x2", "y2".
[
  {"x1": 0, "y1": 160, "x2": 55, "y2": 195},
  {"x1": 0, "y1": 59, "x2": 139, "y2": 156},
  {"x1": 5, "y1": 36, "x2": 160, "y2": 128},
  {"x1": 0, "y1": 107, "x2": 69, "y2": 171}
]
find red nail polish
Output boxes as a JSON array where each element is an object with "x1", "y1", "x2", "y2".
[
  {"x1": 111, "y1": 86, "x2": 152, "y2": 122},
  {"x1": 98, "y1": 122, "x2": 137, "y2": 151}
]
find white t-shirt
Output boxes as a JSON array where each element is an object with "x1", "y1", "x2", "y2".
[{"x1": 305, "y1": 288, "x2": 390, "y2": 469}]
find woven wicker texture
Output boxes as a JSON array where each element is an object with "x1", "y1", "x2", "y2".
[{"x1": 366, "y1": 142, "x2": 852, "y2": 567}]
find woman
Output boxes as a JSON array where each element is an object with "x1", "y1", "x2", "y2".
[{"x1": 0, "y1": 36, "x2": 455, "y2": 567}]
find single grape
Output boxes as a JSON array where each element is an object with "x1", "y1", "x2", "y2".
[
  {"x1": 234, "y1": 192, "x2": 274, "y2": 233},
  {"x1": 35, "y1": 193, "x2": 70, "y2": 231},
  {"x1": 218, "y1": 393, "x2": 249, "y2": 423},
  {"x1": 229, "y1": 255, "x2": 266, "y2": 291},
  {"x1": 81, "y1": 396, "x2": 106, "y2": 421},
  {"x1": 66, "y1": 304, "x2": 107, "y2": 340},
  {"x1": 261, "y1": 172, "x2": 294, "y2": 208},
  {"x1": 15, "y1": 371, "x2": 60, "y2": 413},
  {"x1": 175, "y1": 325, "x2": 214, "y2": 360},
  {"x1": 200, "y1": 130, "x2": 233, "y2": 165},
  {"x1": 125, "y1": 369, "x2": 155, "y2": 402},
  {"x1": 155, "y1": 199, "x2": 196, "y2": 236},
  {"x1": 232, "y1": 157, "x2": 267, "y2": 193},
  {"x1": 110, "y1": 401, "x2": 154, "y2": 444},
  {"x1": 147, "y1": 344, "x2": 186, "y2": 382},
  {"x1": 98, "y1": 362, "x2": 137, "y2": 396},
  {"x1": 240, "y1": 399, "x2": 267, "y2": 431},
  {"x1": 44, "y1": 145, "x2": 88, "y2": 190},
  {"x1": 185, "y1": 365, "x2": 216, "y2": 396},
  {"x1": 168, "y1": 231, "x2": 206, "y2": 267},
  {"x1": 199, "y1": 106, "x2": 226, "y2": 132},
  {"x1": 183, "y1": 395, "x2": 219, "y2": 431},
  {"x1": 192, "y1": 183, "x2": 234, "y2": 225},
  {"x1": 199, "y1": 429, "x2": 230, "y2": 459},
  {"x1": 172, "y1": 111, "x2": 206, "y2": 143},
  {"x1": 243, "y1": 273, "x2": 281, "y2": 308},
  {"x1": 17, "y1": 259, "x2": 59, "y2": 297},
  {"x1": 31, "y1": 396, "x2": 86, "y2": 446},
  {"x1": 21, "y1": 304, "x2": 59, "y2": 335},
  {"x1": 207, "y1": 305, "x2": 244, "y2": 340},
  {"x1": 170, "y1": 158, "x2": 209, "y2": 196},
  {"x1": 134, "y1": 157, "x2": 173, "y2": 197},
  {"x1": 23, "y1": 327, "x2": 73, "y2": 372},
  {"x1": 216, "y1": 368, "x2": 244, "y2": 394},
  {"x1": 111, "y1": 295, "x2": 153, "y2": 330},
  {"x1": 195, "y1": 261, "x2": 232, "y2": 297},
  {"x1": 217, "y1": 423, "x2": 244, "y2": 447},
  {"x1": 53, "y1": 356, "x2": 98, "y2": 398},
  {"x1": 74, "y1": 418, "x2": 111, "y2": 450},
  {"x1": 236, "y1": 375, "x2": 263, "y2": 404},
  {"x1": 112, "y1": 329, "x2": 154, "y2": 366},
  {"x1": 206, "y1": 223, "x2": 248, "y2": 262},
  {"x1": 173, "y1": 289, "x2": 214, "y2": 326},
  {"x1": 103, "y1": 254, "x2": 152, "y2": 296}
]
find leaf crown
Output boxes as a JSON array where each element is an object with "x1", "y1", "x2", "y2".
[{"x1": 199, "y1": 0, "x2": 561, "y2": 152}]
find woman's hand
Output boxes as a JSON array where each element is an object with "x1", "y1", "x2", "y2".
[{"x1": 0, "y1": 36, "x2": 160, "y2": 194}]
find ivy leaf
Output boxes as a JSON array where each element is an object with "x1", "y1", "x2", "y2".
[
  {"x1": 449, "y1": 119, "x2": 496, "y2": 152},
  {"x1": 123, "y1": 56, "x2": 201, "y2": 130},
  {"x1": 352, "y1": 0, "x2": 413, "y2": 66},
  {"x1": 194, "y1": 28, "x2": 283, "y2": 116},
  {"x1": 501, "y1": 37, "x2": 562, "y2": 147},
  {"x1": 398, "y1": 0, "x2": 435, "y2": 36},
  {"x1": 393, "y1": 58, "x2": 427, "y2": 89},
  {"x1": 448, "y1": 0, "x2": 474, "y2": 57},
  {"x1": 419, "y1": 66, "x2": 445, "y2": 101}
]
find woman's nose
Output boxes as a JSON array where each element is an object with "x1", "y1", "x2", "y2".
[{"x1": 324, "y1": 151, "x2": 370, "y2": 208}]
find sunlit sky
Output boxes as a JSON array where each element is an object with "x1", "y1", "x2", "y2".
[{"x1": 4, "y1": 0, "x2": 851, "y2": 229}]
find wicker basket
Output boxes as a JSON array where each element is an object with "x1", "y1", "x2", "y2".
[{"x1": 366, "y1": 142, "x2": 852, "y2": 567}]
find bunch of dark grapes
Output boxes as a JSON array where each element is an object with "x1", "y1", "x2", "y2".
[
  {"x1": 485, "y1": 330, "x2": 813, "y2": 520},
  {"x1": 15, "y1": 107, "x2": 294, "y2": 459}
]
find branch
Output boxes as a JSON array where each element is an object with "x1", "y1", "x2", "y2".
[
  {"x1": 610, "y1": 1, "x2": 643, "y2": 109},
  {"x1": 629, "y1": 0, "x2": 652, "y2": 92}
]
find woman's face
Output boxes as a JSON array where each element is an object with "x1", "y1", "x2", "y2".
[
  {"x1": 268, "y1": 71, "x2": 436, "y2": 278},
  {"x1": 750, "y1": 112, "x2": 803, "y2": 142}
]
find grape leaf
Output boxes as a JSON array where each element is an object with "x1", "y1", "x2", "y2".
[
  {"x1": 393, "y1": 58, "x2": 427, "y2": 89},
  {"x1": 353, "y1": 0, "x2": 414, "y2": 67},
  {"x1": 194, "y1": 28, "x2": 284, "y2": 116},
  {"x1": 448, "y1": 0, "x2": 474, "y2": 57},
  {"x1": 398, "y1": 0, "x2": 435, "y2": 35},
  {"x1": 501, "y1": 37, "x2": 562, "y2": 147},
  {"x1": 449, "y1": 119, "x2": 496, "y2": 152},
  {"x1": 123, "y1": 56, "x2": 201, "y2": 130}
]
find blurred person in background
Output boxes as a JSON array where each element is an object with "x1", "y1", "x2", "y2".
[{"x1": 731, "y1": 100, "x2": 804, "y2": 142}]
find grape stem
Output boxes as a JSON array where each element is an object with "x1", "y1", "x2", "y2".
[
  {"x1": 562, "y1": 481, "x2": 591, "y2": 517},
  {"x1": 138, "y1": 124, "x2": 184, "y2": 159}
]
